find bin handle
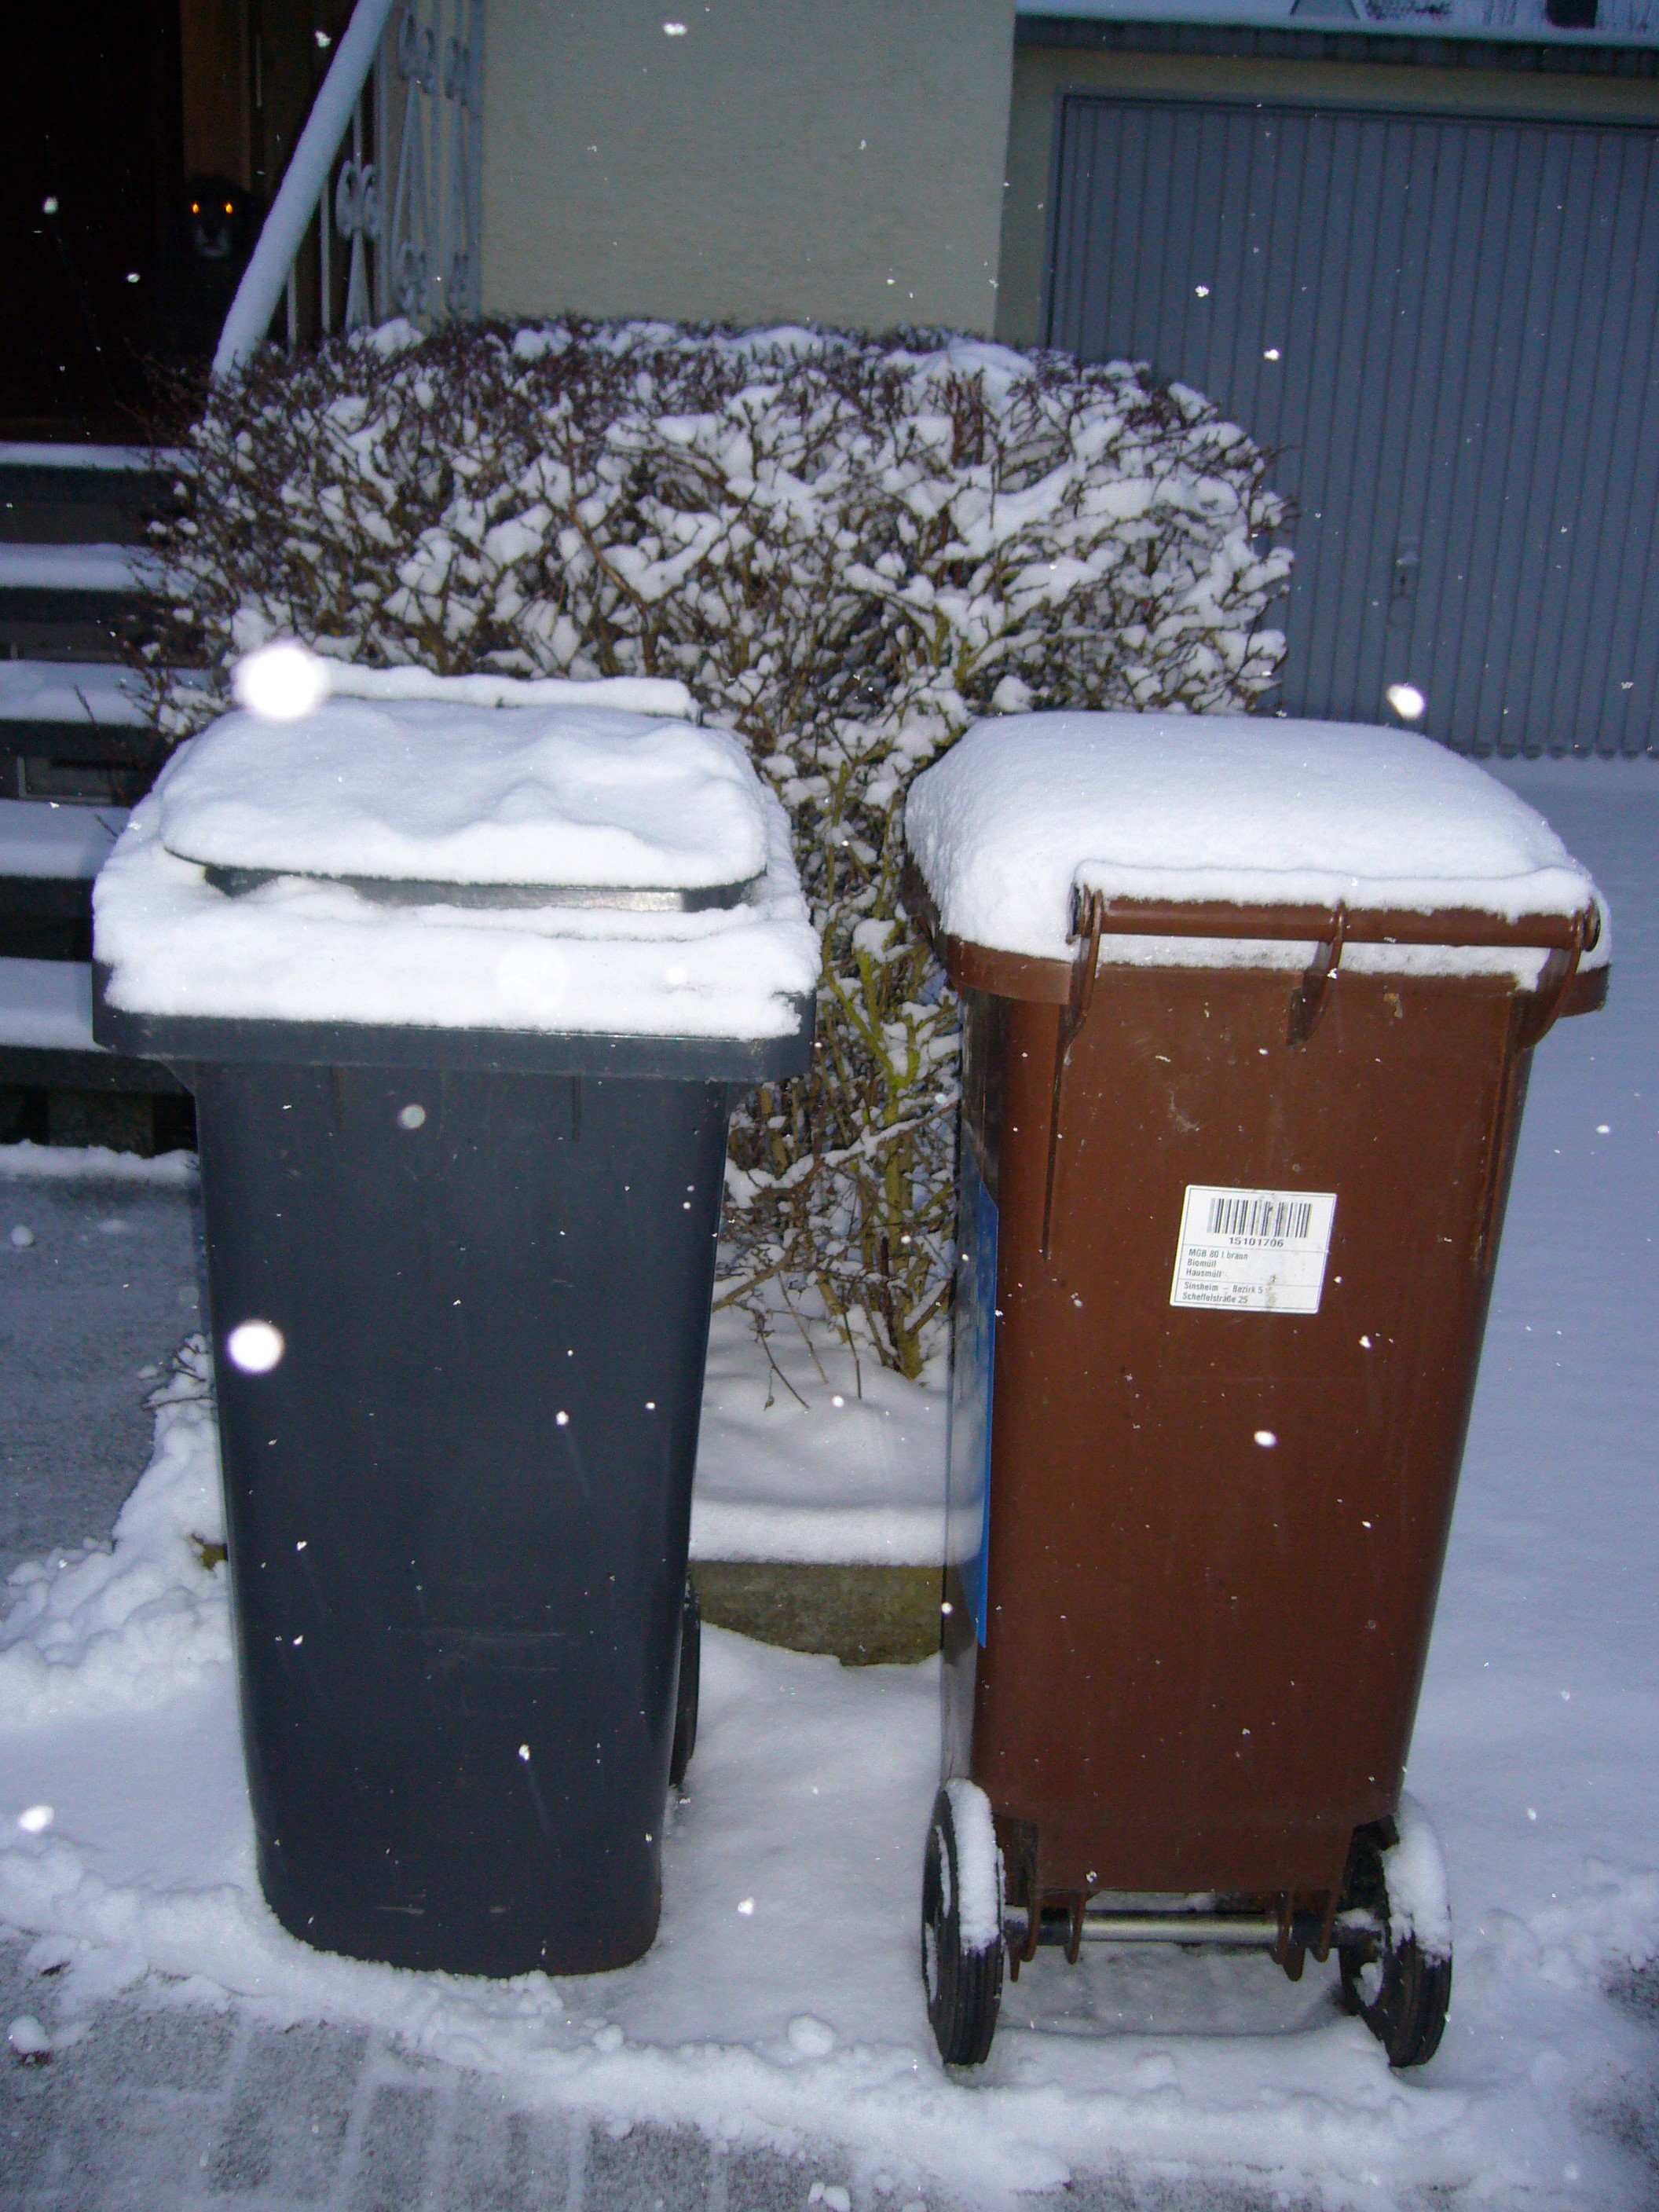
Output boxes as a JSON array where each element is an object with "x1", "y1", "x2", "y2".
[
  {"x1": 1042, "y1": 890, "x2": 1111, "y2": 1258},
  {"x1": 1514, "y1": 909, "x2": 1588, "y2": 1049},
  {"x1": 1068, "y1": 888, "x2": 1108, "y2": 1028},
  {"x1": 1287, "y1": 907, "x2": 1347, "y2": 1047}
]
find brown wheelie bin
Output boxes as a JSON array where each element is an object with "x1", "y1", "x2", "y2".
[{"x1": 903, "y1": 712, "x2": 1607, "y2": 2069}]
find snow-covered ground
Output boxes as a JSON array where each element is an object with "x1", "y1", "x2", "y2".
[{"x1": 1, "y1": 756, "x2": 1655, "y2": 2209}]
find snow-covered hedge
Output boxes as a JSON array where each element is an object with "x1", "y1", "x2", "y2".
[{"x1": 147, "y1": 318, "x2": 1291, "y2": 1375}]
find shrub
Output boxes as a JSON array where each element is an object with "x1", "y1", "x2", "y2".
[{"x1": 145, "y1": 319, "x2": 1291, "y2": 1377}]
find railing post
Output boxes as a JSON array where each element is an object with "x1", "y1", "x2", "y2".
[
  {"x1": 214, "y1": 0, "x2": 481, "y2": 377},
  {"x1": 212, "y1": 0, "x2": 403, "y2": 376}
]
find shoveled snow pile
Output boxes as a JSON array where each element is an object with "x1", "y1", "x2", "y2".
[
  {"x1": 0, "y1": 1141, "x2": 196, "y2": 1186},
  {"x1": 94, "y1": 702, "x2": 818, "y2": 1042},
  {"x1": 0, "y1": 1340, "x2": 225, "y2": 1730},
  {"x1": 906, "y1": 713, "x2": 1606, "y2": 976}
]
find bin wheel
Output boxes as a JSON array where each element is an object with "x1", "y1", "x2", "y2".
[
  {"x1": 668, "y1": 1579, "x2": 701, "y2": 1789},
  {"x1": 921, "y1": 1782, "x2": 1003, "y2": 2067},
  {"x1": 1336, "y1": 1807, "x2": 1452, "y2": 2069}
]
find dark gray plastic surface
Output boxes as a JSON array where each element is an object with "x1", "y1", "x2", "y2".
[
  {"x1": 196, "y1": 1057, "x2": 734, "y2": 1975},
  {"x1": 92, "y1": 964, "x2": 815, "y2": 1083}
]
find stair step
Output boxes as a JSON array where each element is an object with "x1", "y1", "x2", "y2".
[
  {"x1": 0, "y1": 445, "x2": 189, "y2": 548},
  {"x1": 0, "y1": 542, "x2": 173, "y2": 661},
  {"x1": 0, "y1": 660, "x2": 178, "y2": 803},
  {"x1": 0, "y1": 797, "x2": 126, "y2": 954},
  {"x1": 0, "y1": 442, "x2": 183, "y2": 471},
  {"x1": 0, "y1": 953, "x2": 98, "y2": 1051},
  {"x1": 0, "y1": 658, "x2": 150, "y2": 727},
  {"x1": 0, "y1": 542, "x2": 163, "y2": 592},
  {"x1": 0, "y1": 958, "x2": 189, "y2": 1152}
]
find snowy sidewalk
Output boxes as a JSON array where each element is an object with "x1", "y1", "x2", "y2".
[{"x1": 2, "y1": 758, "x2": 1657, "y2": 2210}]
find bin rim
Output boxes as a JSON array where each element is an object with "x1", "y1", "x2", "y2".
[
  {"x1": 90, "y1": 962, "x2": 816, "y2": 1083},
  {"x1": 902, "y1": 859, "x2": 1608, "y2": 1022},
  {"x1": 189, "y1": 859, "x2": 766, "y2": 914}
]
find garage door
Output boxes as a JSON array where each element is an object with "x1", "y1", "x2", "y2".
[{"x1": 1046, "y1": 100, "x2": 1659, "y2": 756}]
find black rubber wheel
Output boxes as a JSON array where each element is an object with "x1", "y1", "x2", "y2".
[
  {"x1": 1337, "y1": 1822, "x2": 1453, "y2": 2068},
  {"x1": 668, "y1": 1578, "x2": 701, "y2": 1789},
  {"x1": 921, "y1": 1784, "x2": 1003, "y2": 2067}
]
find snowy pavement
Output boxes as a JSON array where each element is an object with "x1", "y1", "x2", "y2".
[{"x1": 1, "y1": 756, "x2": 1657, "y2": 2210}]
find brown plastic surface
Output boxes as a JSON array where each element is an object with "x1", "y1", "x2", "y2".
[{"x1": 939, "y1": 943, "x2": 1602, "y2": 1916}]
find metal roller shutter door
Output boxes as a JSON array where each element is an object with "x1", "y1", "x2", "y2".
[{"x1": 1046, "y1": 98, "x2": 1659, "y2": 756}]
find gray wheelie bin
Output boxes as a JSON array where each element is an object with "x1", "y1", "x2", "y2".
[{"x1": 93, "y1": 664, "x2": 816, "y2": 1978}]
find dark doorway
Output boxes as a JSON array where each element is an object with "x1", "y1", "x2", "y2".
[{"x1": 0, "y1": 4, "x2": 184, "y2": 432}]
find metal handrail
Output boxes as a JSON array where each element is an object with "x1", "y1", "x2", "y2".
[{"x1": 214, "y1": 0, "x2": 482, "y2": 378}]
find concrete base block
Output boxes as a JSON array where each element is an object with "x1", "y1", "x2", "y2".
[{"x1": 691, "y1": 1560, "x2": 942, "y2": 1665}]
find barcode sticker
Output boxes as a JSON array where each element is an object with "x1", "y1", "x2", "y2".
[{"x1": 1170, "y1": 1184, "x2": 1337, "y2": 1314}]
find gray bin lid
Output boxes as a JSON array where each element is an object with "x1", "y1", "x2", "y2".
[
  {"x1": 92, "y1": 698, "x2": 820, "y2": 1068},
  {"x1": 156, "y1": 698, "x2": 771, "y2": 908}
]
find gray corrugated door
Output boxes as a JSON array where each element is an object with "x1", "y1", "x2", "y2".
[{"x1": 1047, "y1": 99, "x2": 1659, "y2": 756}]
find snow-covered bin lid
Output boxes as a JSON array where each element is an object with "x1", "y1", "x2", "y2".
[
  {"x1": 154, "y1": 699, "x2": 771, "y2": 906},
  {"x1": 92, "y1": 698, "x2": 819, "y2": 1060},
  {"x1": 905, "y1": 712, "x2": 1607, "y2": 982}
]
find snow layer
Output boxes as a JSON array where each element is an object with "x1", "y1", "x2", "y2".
[
  {"x1": 690, "y1": 1309, "x2": 947, "y2": 1565},
  {"x1": 0, "y1": 1343, "x2": 222, "y2": 1730},
  {"x1": 0, "y1": 544, "x2": 162, "y2": 593},
  {"x1": 0, "y1": 661, "x2": 148, "y2": 728},
  {"x1": 0, "y1": 800, "x2": 126, "y2": 880},
  {"x1": 153, "y1": 701, "x2": 767, "y2": 892},
  {"x1": 1384, "y1": 1794, "x2": 1452, "y2": 1965},
  {"x1": 0, "y1": 958, "x2": 97, "y2": 1052},
  {"x1": 0, "y1": 1141, "x2": 196, "y2": 1185},
  {"x1": 905, "y1": 714, "x2": 1605, "y2": 972},
  {"x1": 318, "y1": 662, "x2": 694, "y2": 721},
  {"x1": 943, "y1": 1782, "x2": 1003, "y2": 1954},
  {"x1": 94, "y1": 709, "x2": 819, "y2": 1042}
]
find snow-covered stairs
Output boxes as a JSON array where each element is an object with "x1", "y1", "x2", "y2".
[{"x1": 0, "y1": 442, "x2": 191, "y2": 1150}]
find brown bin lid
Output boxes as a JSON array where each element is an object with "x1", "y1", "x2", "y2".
[{"x1": 904, "y1": 712, "x2": 1607, "y2": 991}]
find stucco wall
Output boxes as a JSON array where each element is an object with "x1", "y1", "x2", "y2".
[{"x1": 482, "y1": 0, "x2": 1016, "y2": 336}]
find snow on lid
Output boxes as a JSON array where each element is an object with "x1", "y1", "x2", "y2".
[
  {"x1": 905, "y1": 712, "x2": 1602, "y2": 962},
  {"x1": 156, "y1": 699, "x2": 770, "y2": 895},
  {"x1": 317, "y1": 661, "x2": 694, "y2": 720}
]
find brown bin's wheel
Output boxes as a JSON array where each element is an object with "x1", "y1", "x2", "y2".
[
  {"x1": 668, "y1": 1579, "x2": 701, "y2": 1789},
  {"x1": 921, "y1": 1782, "x2": 1004, "y2": 2067},
  {"x1": 1336, "y1": 1816, "x2": 1453, "y2": 2068}
]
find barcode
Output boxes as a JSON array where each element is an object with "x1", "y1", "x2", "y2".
[{"x1": 1207, "y1": 1194, "x2": 1313, "y2": 1242}]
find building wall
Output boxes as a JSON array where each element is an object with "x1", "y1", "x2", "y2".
[
  {"x1": 998, "y1": 31, "x2": 1659, "y2": 347},
  {"x1": 482, "y1": 0, "x2": 1016, "y2": 336}
]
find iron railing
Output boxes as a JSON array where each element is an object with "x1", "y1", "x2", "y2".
[{"x1": 214, "y1": 0, "x2": 483, "y2": 376}]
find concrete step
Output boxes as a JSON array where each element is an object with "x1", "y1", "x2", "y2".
[
  {"x1": 0, "y1": 797, "x2": 126, "y2": 958},
  {"x1": 0, "y1": 441, "x2": 186, "y2": 657},
  {"x1": 0, "y1": 442, "x2": 188, "y2": 546},
  {"x1": 0, "y1": 954, "x2": 191, "y2": 1152},
  {"x1": 0, "y1": 445, "x2": 197, "y2": 1148},
  {"x1": 0, "y1": 540, "x2": 169, "y2": 659},
  {"x1": 0, "y1": 658, "x2": 173, "y2": 804}
]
